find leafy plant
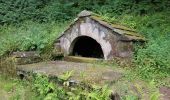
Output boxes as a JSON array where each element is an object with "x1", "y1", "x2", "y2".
[
  {"x1": 32, "y1": 74, "x2": 55, "y2": 96},
  {"x1": 30, "y1": 73, "x2": 112, "y2": 100},
  {"x1": 87, "y1": 85, "x2": 112, "y2": 100},
  {"x1": 58, "y1": 70, "x2": 74, "y2": 81},
  {"x1": 123, "y1": 95, "x2": 138, "y2": 100}
]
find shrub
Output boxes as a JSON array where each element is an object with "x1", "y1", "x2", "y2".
[
  {"x1": 0, "y1": 21, "x2": 66, "y2": 57},
  {"x1": 1, "y1": 0, "x2": 169, "y2": 24},
  {"x1": 31, "y1": 74, "x2": 112, "y2": 100},
  {"x1": 134, "y1": 36, "x2": 170, "y2": 79}
]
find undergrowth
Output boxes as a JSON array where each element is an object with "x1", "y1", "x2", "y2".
[
  {"x1": 0, "y1": 21, "x2": 67, "y2": 58},
  {"x1": 0, "y1": 72, "x2": 112, "y2": 100},
  {"x1": 99, "y1": 9, "x2": 170, "y2": 81},
  {"x1": 30, "y1": 73, "x2": 112, "y2": 100},
  {"x1": 0, "y1": 75, "x2": 38, "y2": 100}
]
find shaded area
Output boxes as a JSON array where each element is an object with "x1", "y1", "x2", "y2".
[{"x1": 71, "y1": 36, "x2": 104, "y2": 58}]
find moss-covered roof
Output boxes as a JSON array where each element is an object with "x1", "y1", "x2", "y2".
[
  {"x1": 78, "y1": 10, "x2": 145, "y2": 41},
  {"x1": 58, "y1": 10, "x2": 145, "y2": 41}
]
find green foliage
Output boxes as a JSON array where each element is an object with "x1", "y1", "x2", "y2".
[
  {"x1": 0, "y1": 75, "x2": 39, "y2": 100},
  {"x1": 58, "y1": 70, "x2": 74, "y2": 81},
  {"x1": 148, "y1": 80, "x2": 161, "y2": 100},
  {"x1": 134, "y1": 37, "x2": 170, "y2": 79},
  {"x1": 32, "y1": 74, "x2": 67, "y2": 99},
  {"x1": 0, "y1": 0, "x2": 51, "y2": 24},
  {"x1": 132, "y1": 11, "x2": 170, "y2": 80},
  {"x1": 31, "y1": 73, "x2": 112, "y2": 100},
  {"x1": 33, "y1": 74, "x2": 55, "y2": 96},
  {"x1": 87, "y1": 85, "x2": 112, "y2": 100},
  {"x1": 135, "y1": 80, "x2": 161, "y2": 100},
  {"x1": 149, "y1": 92, "x2": 161, "y2": 100},
  {"x1": 0, "y1": 21, "x2": 66, "y2": 57},
  {"x1": 1, "y1": 0, "x2": 169, "y2": 24},
  {"x1": 122, "y1": 95, "x2": 138, "y2": 100}
]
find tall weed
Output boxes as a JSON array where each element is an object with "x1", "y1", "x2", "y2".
[{"x1": 0, "y1": 21, "x2": 66, "y2": 57}]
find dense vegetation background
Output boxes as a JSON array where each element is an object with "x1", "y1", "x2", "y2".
[{"x1": 0, "y1": 0, "x2": 170, "y2": 80}]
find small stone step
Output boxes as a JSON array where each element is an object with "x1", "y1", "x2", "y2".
[{"x1": 64, "y1": 56, "x2": 103, "y2": 63}]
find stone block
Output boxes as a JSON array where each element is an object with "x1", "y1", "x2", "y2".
[{"x1": 11, "y1": 51, "x2": 41, "y2": 65}]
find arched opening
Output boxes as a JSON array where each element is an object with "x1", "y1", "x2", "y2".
[{"x1": 70, "y1": 36, "x2": 104, "y2": 58}]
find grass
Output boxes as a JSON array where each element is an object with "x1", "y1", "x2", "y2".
[
  {"x1": 0, "y1": 21, "x2": 67, "y2": 57},
  {"x1": 0, "y1": 75, "x2": 39, "y2": 100},
  {"x1": 0, "y1": 72, "x2": 112, "y2": 100}
]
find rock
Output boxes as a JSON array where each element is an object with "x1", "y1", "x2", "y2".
[
  {"x1": 160, "y1": 86, "x2": 170, "y2": 100},
  {"x1": 78, "y1": 10, "x2": 92, "y2": 17},
  {"x1": 12, "y1": 51, "x2": 40, "y2": 58},
  {"x1": 111, "y1": 92, "x2": 120, "y2": 100},
  {"x1": 11, "y1": 51, "x2": 41, "y2": 65}
]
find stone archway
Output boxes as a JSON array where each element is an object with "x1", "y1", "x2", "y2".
[
  {"x1": 69, "y1": 36, "x2": 104, "y2": 58},
  {"x1": 56, "y1": 10, "x2": 145, "y2": 60}
]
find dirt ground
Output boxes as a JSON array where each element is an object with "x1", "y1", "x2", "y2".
[
  {"x1": 160, "y1": 86, "x2": 170, "y2": 100},
  {"x1": 17, "y1": 61, "x2": 123, "y2": 85},
  {"x1": 0, "y1": 90, "x2": 9, "y2": 100}
]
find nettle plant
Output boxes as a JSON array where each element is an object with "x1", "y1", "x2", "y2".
[
  {"x1": 31, "y1": 72, "x2": 112, "y2": 100},
  {"x1": 32, "y1": 74, "x2": 67, "y2": 99}
]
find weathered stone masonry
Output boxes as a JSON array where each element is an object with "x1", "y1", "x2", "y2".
[{"x1": 54, "y1": 10, "x2": 145, "y2": 60}]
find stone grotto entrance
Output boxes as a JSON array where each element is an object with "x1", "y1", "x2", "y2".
[
  {"x1": 70, "y1": 36, "x2": 104, "y2": 58},
  {"x1": 55, "y1": 10, "x2": 145, "y2": 60}
]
